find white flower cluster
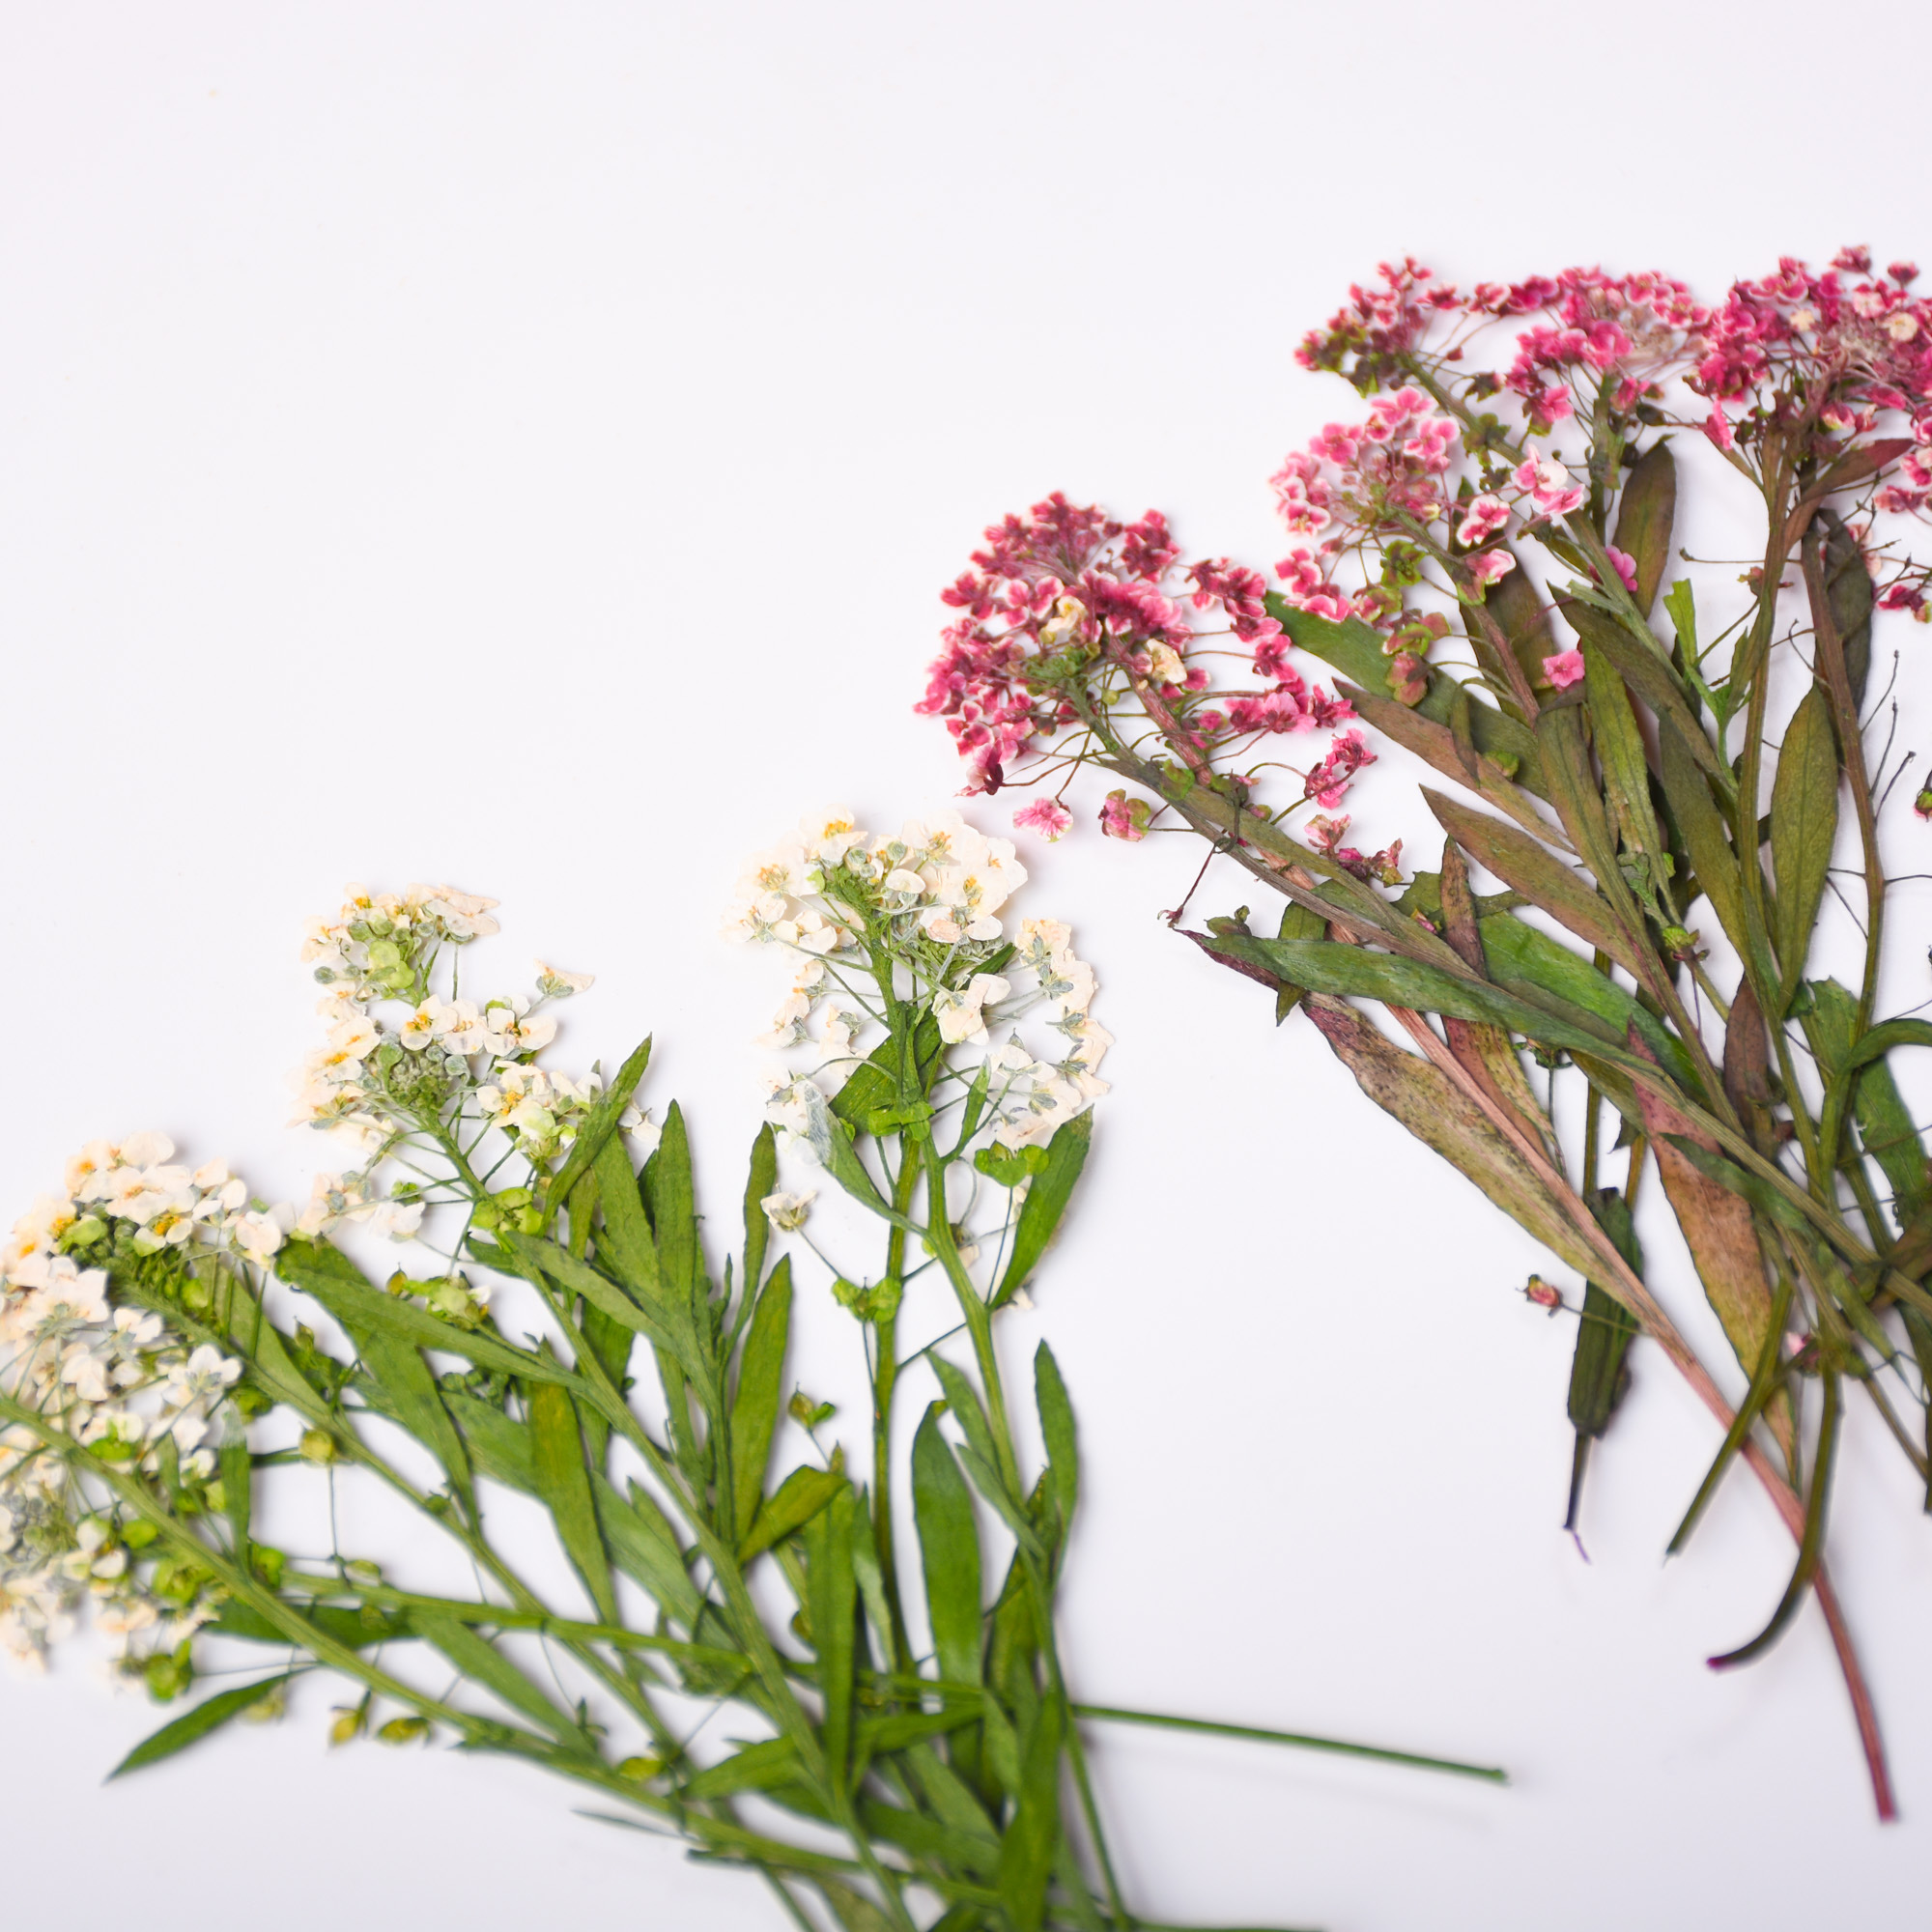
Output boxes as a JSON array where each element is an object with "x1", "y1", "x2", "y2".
[
  {"x1": 294, "y1": 885, "x2": 654, "y2": 1179},
  {"x1": 301, "y1": 881, "x2": 503, "y2": 1000},
  {"x1": 727, "y1": 810, "x2": 1111, "y2": 1152},
  {"x1": 1, "y1": 1135, "x2": 250, "y2": 1670}
]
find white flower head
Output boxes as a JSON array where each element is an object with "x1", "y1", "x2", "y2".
[{"x1": 760, "y1": 1189, "x2": 815, "y2": 1233}]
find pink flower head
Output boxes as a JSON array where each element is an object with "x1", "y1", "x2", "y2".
[
  {"x1": 1889, "y1": 261, "x2": 1920, "y2": 287},
  {"x1": 1304, "y1": 727, "x2": 1376, "y2": 810},
  {"x1": 1703, "y1": 405, "x2": 1737, "y2": 452},
  {"x1": 1013, "y1": 798, "x2": 1073, "y2": 841},
  {"x1": 1833, "y1": 245, "x2": 1873, "y2": 274},
  {"x1": 1467, "y1": 548, "x2": 1517, "y2": 588},
  {"x1": 1457, "y1": 495, "x2": 1510, "y2": 547},
  {"x1": 1099, "y1": 790, "x2": 1150, "y2": 842},
  {"x1": 1605, "y1": 547, "x2": 1639, "y2": 594},
  {"x1": 1543, "y1": 649, "x2": 1586, "y2": 690},
  {"x1": 1511, "y1": 454, "x2": 1585, "y2": 520}
]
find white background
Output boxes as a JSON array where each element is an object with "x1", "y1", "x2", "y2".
[{"x1": 5, "y1": 4, "x2": 1932, "y2": 1927}]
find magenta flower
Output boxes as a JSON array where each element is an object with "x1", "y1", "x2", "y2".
[
  {"x1": 1013, "y1": 799, "x2": 1073, "y2": 841},
  {"x1": 1543, "y1": 649, "x2": 1586, "y2": 690}
]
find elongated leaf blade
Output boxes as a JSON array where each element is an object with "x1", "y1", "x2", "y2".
[
  {"x1": 589, "y1": 1134, "x2": 660, "y2": 1301},
  {"x1": 996, "y1": 1693, "x2": 1064, "y2": 1932},
  {"x1": 806, "y1": 1482, "x2": 859, "y2": 1788},
  {"x1": 417, "y1": 1612, "x2": 580, "y2": 1742},
  {"x1": 739, "y1": 1463, "x2": 845, "y2": 1564},
  {"x1": 728, "y1": 1256, "x2": 793, "y2": 1542},
  {"x1": 643, "y1": 1100, "x2": 701, "y2": 1311},
  {"x1": 991, "y1": 1112, "x2": 1093, "y2": 1309},
  {"x1": 528, "y1": 1378, "x2": 620, "y2": 1624},
  {"x1": 1611, "y1": 440, "x2": 1677, "y2": 614},
  {"x1": 1299, "y1": 994, "x2": 1603, "y2": 1280},
  {"x1": 1034, "y1": 1344, "x2": 1077, "y2": 1545},
  {"x1": 912, "y1": 1402, "x2": 983, "y2": 1693},
  {"x1": 108, "y1": 1675, "x2": 291, "y2": 1777},
  {"x1": 741, "y1": 1122, "x2": 779, "y2": 1293},
  {"x1": 1770, "y1": 684, "x2": 1839, "y2": 1005},
  {"x1": 545, "y1": 1035, "x2": 652, "y2": 1227},
  {"x1": 1425, "y1": 790, "x2": 1637, "y2": 973}
]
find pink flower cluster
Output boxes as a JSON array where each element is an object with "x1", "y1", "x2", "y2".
[{"x1": 919, "y1": 493, "x2": 1362, "y2": 818}]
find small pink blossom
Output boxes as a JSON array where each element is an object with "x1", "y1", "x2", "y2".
[
  {"x1": 1468, "y1": 549, "x2": 1517, "y2": 587},
  {"x1": 1703, "y1": 405, "x2": 1737, "y2": 452},
  {"x1": 1543, "y1": 649, "x2": 1586, "y2": 690},
  {"x1": 1512, "y1": 453, "x2": 1585, "y2": 519},
  {"x1": 1457, "y1": 495, "x2": 1510, "y2": 547},
  {"x1": 1605, "y1": 547, "x2": 1638, "y2": 593},
  {"x1": 1304, "y1": 727, "x2": 1376, "y2": 809},
  {"x1": 1099, "y1": 790, "x2": 1150, "y2": 842},
  {"x1": 1013, "y1": 798, "x2": 1072, "y2": 841}
]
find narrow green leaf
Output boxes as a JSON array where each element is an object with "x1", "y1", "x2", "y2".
[
  {"x1": 681, "y1": 1735, "x2": 801, "y2": 1801},
  {"x1": 1611, "y1": 439, "x2": 1676, "y2": 614},
  {"x1": 1769, "y1": 683, "x2": 1839, "y2": 1006},
  {"x1": 1034, "y1": 1344, "x2": 1077, "y2": 1543},
  {"x1": 833, "y1": 1014, "x2": 945, "y2": 1130},
  {"x1": 1296, "y1": 993, "x2": 1605, "y2": 1281},
  {"x1": 996, "y1": 1693, "x2": 1063, "y2": 1932},
  {"x1": 728, "y1": 1256, "x2": 793, "y2": 1542},
  {"x1": 1816, "y1": 507, "x2": 1875, "y2": 709},
  {"x1": 417, "y1": 1612, "x2": 581, "y2": 1743},
  {"x1": 643, "y1": 1101, "x2": 701, "y2": 1311},
  {"x1": 528, "y1": 1378, "x2": 619, "y2": 1625},
  {"x1": 817, "y1": 1880, "x2": 897, "y2": 1932},
  {"x1": 742, "y1": 1122, "x2": 779, "y2": 1293},
  {"x1": 589, "y1": 1133, "x2": 660, "y2": 1302},
  {"x1": 442, "y1": 1391, "x2": 536, "y2": 1494},
  {"x1": 108, "y1": 1675, "x2": 292, "y2": 1777},
  {"x1": 1580, "y1": 639, "x2": 1666, "y2": 873},
  {"x1": 544, "y1": 1035, "x2": 652, "y2": 1230},
  {"x1": 499, "y1": 1232, "x2": 704, "y2": 1384},
  {"x1": 208, "y1": 1600, "x2": 407, "y2": 1650},
  {"x1": 1658, "y1": 718, "x2": 1752, "y2": 967},
  {"x1": 927, "y1": 1357, "x2": 1000, "y2": 1479},
  {"x1": 1567, "y1": 602, "x2": 1726, "y2": 780},
  {"x1": 1424, "y1": 790, "x2": 1638, "y2": 975},
  {"x1": 740, "y1": 1463, "x2": 846, "y2": 1564},
  {"x1": 806, "y1": 1482, "x2": 858, "y2": 1788},
  {"x1": 954, "y1": 1444, "x2": 1046, "y2": 1563},
  {"x1": 355, "y1": 1325, "x2": 473, "y2": 1519},
  {"x1": 1338, "y1": 682, "x2": 1555, "y2": 825},
  {"x1": 277, "y1": 1240, "x2": 571, "y2": 1385},
  {"x1": 592, "y1": 1471, "x2": 702, "y2": 1626},
  {"x1": 913, "y1": 1403, "x2": 983, "y2": 1694},
  {"x1": 220, "y1": 1432, "x2": 251, "y2": 1552},
  {"x1": 991, "y1": 1112, "x2": 1093, "y2": 1310}
]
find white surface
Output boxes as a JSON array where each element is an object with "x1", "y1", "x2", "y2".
[{"x1": 4, "y1": 4, "x2": 1932, "y2": 1927}]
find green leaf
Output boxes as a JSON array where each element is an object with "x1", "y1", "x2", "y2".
[
  {"x1": 1611, "y1": 440, "x2": 1676, "y2": 614},
  {"x1": 1566, "y1": 602, "x2": 1726, "y2": 781},
  {"x1": 1034, "y1": 1345, "x2": 1077, "y2": 1545},
  {"x1": 817, "y1": 1880, "x2": 898, "y2": 1932},
  {"x1": 442, "y1": 1391, "x2": 536, "y2": 1494},
  {"x1": 221, "y1": 1432, "x2": 251, "y2": 1552},
  {"x1": 1477, "y1": 912, "x2": 1697, "y2": 1090},
  {"x1": 805, "y1": 1482, "x2": 859, "y2": 1789},
  {"x1": 527, "y1": 1378, "x2": 620, "y2": 1625},
  {"x1": 912, "y1": 1402, "x2": 983, "y2": 1695},
  {"x1": 822, "y1": 1114, "x2": 922, "y2": 1234},
  {"x1": 544, "y1": 1035, "x2": 652, "y2": 1231},
  {"x1": 995, "y1": 1692, "x2": 1063, "y2": 1932},
  {"x1": 742, "y1": 1122, "x2": 779, "y2": 1293},
  {"x1": 832, "y1": 1014, "x2": 945, "y2": 1130},
  {"x1": 1580, "y1": 638, "x2": 1666, "y2": 876},
  {"x1": 1657, "y1": 719, "x2": 1752, "y2": 968},
  {"x1": 1296, "y1": 993, "x2": 1605, "y2": 1282},
  {"x1": 681, "y1": 1735, "x2": 801, "y2": 1800},
  {"x1": 499, "y1": 1232, "x2": 704, "y2": 1385},
  {"x1": 417, "y1": 1612, "x2": 581, "y2": 1743},
  {"x1": 277, "y1": 1240, "x2": 571, "y2": 1386},
  {"x1": 589, "y1": 1133, "x2": 660, "y2": 1302},
  {"x1": 1425, "y1": 791, "x2": 1637, "y2": 975},
  {"x1": 990, "y1": 1112, "x2": 1093, "y2": 1310},
  {"x1": 926, "y1": 1357, "x2": 1000, "y2": 1480},
  {"x1": 208, "y1": 1600, "x2": 408, "y2": 1650},
  {"x1": 728, "y1": 1256, "x2": 793, "y2": 1543},
  {"x1": 108, "y1": 1675, "x2": 292, "y2": 1777},
  {"x1": 1816, "y1": 507, "x2": 1875, "y2": 709},
  {"x1": 592, "y1": 1472, "x2": 702, "y2": 1626},
  {"x1": 739, "y1": 1463, "x2": 846, "y2": 1564},
  {"x1": 1337, "y1": 682, "x2": 1553, "y2": 824},
  {"x1": 643, "y1": 1101, "x2": 702, "y2": 1311},
  {"x1": 1769, "y1": 683, "x2": 1840, "y2": 1006}
]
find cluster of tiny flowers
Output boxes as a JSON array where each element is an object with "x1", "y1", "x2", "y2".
[
  {"x1": 1, "y1": 1136, "x2": 249, "y2": 1671},
  {"x1": 917, "y1": 494, "x2": 1367, "y2": 831},
  {"x1": 1296, "y1": 251, "x2": 1932, "y2": 623},
  {"x1": 294, "y1": 885, "x2": 642, "y2": 1192},
  {"x1": 725, "y1": 809, "x2": 1109, "y2": 1152}
]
